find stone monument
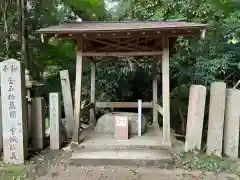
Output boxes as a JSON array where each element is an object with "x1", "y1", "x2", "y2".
[
  {"x1": 223, "y1": 89, "x2": 240, "y2": 158},
  {"x1": 60, "y1": 70, "x2": 74, "y2": 138},
  {"x1": 185, "y1": 85, "x2": 206, "y2": 152},
  {"x1": 49, "y1": 93, "x2": 61, "y2": 149},
  {"x1": 31, "y1": 97, "x2": 45, "y2": 149},
  {"x1": 1, "y1": 59, "x2": 28, "y2": 164},
  {"x1": 206, "y1": 82, "x2": 226, "y2": 157}
]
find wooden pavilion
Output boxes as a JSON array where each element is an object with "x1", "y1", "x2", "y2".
[{"x1": 37, "y1": 20, "x2": 207, "y2": 146}]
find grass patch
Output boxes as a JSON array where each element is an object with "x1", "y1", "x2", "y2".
[
  {"x1": 0, "y1": 165, "x2": 28, "y2": 180},
  {"x1": 179, "y1": 151, "x2": 240, "y2": 176}
]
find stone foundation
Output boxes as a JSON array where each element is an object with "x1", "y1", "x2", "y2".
[{"x1": 95, "y1": 112, "x2": 147, "y2": 135}]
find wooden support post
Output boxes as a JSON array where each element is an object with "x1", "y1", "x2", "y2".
[
  {"x1": 152, "y1": 60, "x2": 158, "y2": 125},
  {"x1": 60, "y1": 70, "x2": 74, "y2": 138},
  {"x1": 72, "y1": 39, "x2": 83, "y2": 144},
  {"x1": 90, "y1": 62, "x2": 96, "y2": 125},
  {"x1": 162, "y1": 36, "x2": 171, "y2": 146}
]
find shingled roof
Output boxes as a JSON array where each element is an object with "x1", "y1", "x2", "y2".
[
  {"x1": 36, "y1": 20, "x2": 207, "y2": 56},
  {"x1": 36, "y1": 20, "x2": 207, "y2": 34}
]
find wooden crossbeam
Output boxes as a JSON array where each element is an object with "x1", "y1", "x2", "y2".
[
  {"x1": 84, "y1": 36, "x2": 138, "y2": 51},
  {"x1": 84, "y1": 36, "x2": 157, "y2": 52},
  {"x1": 156, "y1": 104, "x2": 163, "y2": 115},
  {"x1": 96, "y1": 36, "x2": 158, "y2": 52},
  {"x1": 96, "y1": 102, "x2": 153, "y2": 108},
  {"x1": 97, "y1": 37, "x2": 139, "y2": 51},
  {"x1": 82, "y1": 51, "x2": 162, "y2": 57}
]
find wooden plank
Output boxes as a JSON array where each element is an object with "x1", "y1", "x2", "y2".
[
  {"x1": 72, "y1": 38, "x2": 83, "y2": 144},
  {"x1": 152, "y1": 60, "x2": 158, "y2": 124},
  {"x1": 82, "y1": 51, "x2": 162, "y2": 57},
  {"x1": 60, "y1": 70, "x2": 74, "y2": 138},
  {"x1": 54, "y1": 29, "x2": 202, "y2": 39},
  {"x1": 96, "y1": 102, "x2": 153, "y2": 108},
  {"x1": 156, "y1": 104, "x2": 163, "y2": 115},
  {"x1": 90, "y1": 62, "x2": 96, "y2": 125},
  {"x1": 162, "y1": 36, "x2": 171, "y2": 146}
]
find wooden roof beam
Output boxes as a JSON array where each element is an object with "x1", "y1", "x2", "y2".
[{"x1": 82, "y1": 51, "x2": 162, "y2": 57}]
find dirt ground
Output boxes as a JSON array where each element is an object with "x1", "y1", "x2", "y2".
[
  {"x1": 36, "y1": 165, "x2": 240, "y2": 180},
  {"x1": 0, "y1": 149, "x2": 239, "y2": 180},
  {"x1": 35, "y1": 166, "x2": 239, "y2": 180}
]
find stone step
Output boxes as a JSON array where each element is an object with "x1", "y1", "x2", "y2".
[
  {"x1": 76, "y1": 143, "x2": 166, "y2": 151},
  {"x1": 70, "y1": 149, "x2": 173, "y2": 167}
]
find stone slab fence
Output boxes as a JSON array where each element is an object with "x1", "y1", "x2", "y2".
[
  {"x1": 185, "y1": 85, "x2": 206, "y2": 152},
  {"x1": 206, "y1": 82, "x2": 226, "y2": 157},
  {"x1": 223, "y1": 89, "x2": 240, "y2": 158},
  {"x1": 185, "y1": 82, "x2": 240, "y2": 159}
]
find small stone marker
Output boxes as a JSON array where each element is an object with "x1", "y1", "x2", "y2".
[
  {"x1": 185, "y1": 85, "x2": 206, "y2": 152},
  {"x1": 207, "y1": 82, "x2": 226, "y2": 157},
  {"x1": 31, "y1": 97, "x2": 45, "y2": 149},
  {"x1": 1, "y1": 59, "x2": 28, "y2": 164},
  {"x1": 49, "y1": 93, "x2": 61, "y2": 150},
  {"x1": 223, "y1": 89, "x2": 240, "y2": 158},
  {"x1": 114, "y1": 116, "x2": 128, "y2": 140}
]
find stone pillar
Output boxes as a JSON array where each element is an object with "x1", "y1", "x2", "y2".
[
  {"x1": 60, "y1": 70, "x2": 74, "y2": 138},
  {"x1": 49, "y1": 93, "x2": 61, "y2": 150},
  {"x1": 0, "y1": 96, "x2": 2, "y2": 150},
  {"x1": 206, "y1": 82, "x2": 226, "y2": 157},
  {"x1": 223, "y1": 89, "x2": 240, "y2": 158},
  {"x1": 31, "y1": 97, "x2": 45, "y2": 150},
  {"x1": 1, "y1": 59, "x2": 28, "y2": 164},
  {"x1": 185, "y1": 85, "x2": 206, "y2": 152}
]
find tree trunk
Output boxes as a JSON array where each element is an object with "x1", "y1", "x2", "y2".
[
  {"x1": 20, "y1": 0, "x2": 28, "y2": 70},
  {"x1": 1, "y1": 0, "x2": 10, "y2": 59}
]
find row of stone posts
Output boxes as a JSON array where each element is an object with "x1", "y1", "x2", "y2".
[
  {"x1": 185, "y1": 82, "x2": 240, "y2": 158},
  {"x1": 0, "y1": 59, "x2": 62, "y2": 164}
]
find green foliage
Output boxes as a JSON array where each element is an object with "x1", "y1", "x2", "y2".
[
  {"x1": 179, "y1": 152, "x2": 240, "y2": 175},
  {"x1": 105, "y1": 0, "x2": 240, "y2": 137},
  {"x1": 1, "y1": 0, "x2": 240, "y2": 137},
  {"x1": 63, "y1": 0, "x2": 106, "y2": 20},
  {"x1": 0, "y1": 165, "x2": 28, "y2": 180}
]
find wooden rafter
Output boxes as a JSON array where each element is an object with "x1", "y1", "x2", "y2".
[{"x1": 83, "y1": 36, "x2": 160, "y2": 53}]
